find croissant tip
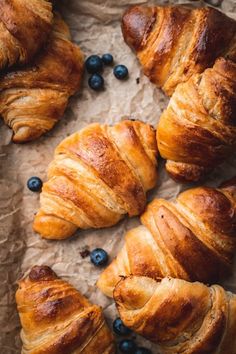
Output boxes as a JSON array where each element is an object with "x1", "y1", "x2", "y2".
[
  {"x1": 122, "y1": 5, "x2": 156, "y2": 51},
  {"x1": 165, "y1": 160, "x2": 211, "y2": 184},
  {"x1": 114, "y1": 276, "x2": 158, "y2": 312},
  {"x1": 28, "y1": 265, "x2": 58, "y2": 282},
  {"x1": 12, "y1": 127, "x2": 42, "y2": 144}
]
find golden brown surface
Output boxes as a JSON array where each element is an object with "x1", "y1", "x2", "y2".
[
  {"x1": 157, "y1": 58, "x2": 236, "y2": 182},
  {"x1": 122, "y1": 5, "x2": 236, "y2": 96},
  {"x1": 0, "y1": 14, "x2": 84, "y2": 143},
  {"x1": 16, "y1": 265, "x2": 115, "y2": 354},
  {"x1": 0, "y1": 0, "x2": 53, "y2": 70},
  {"x1": 114, "y1": 276, "x2": 236, "y2": 354},
  {"x1": 33, "y1": 120, "x2": 158, "y2": 239},
  {"x1": 97, "y1": 178, "x2": 236, "y2": 297}
]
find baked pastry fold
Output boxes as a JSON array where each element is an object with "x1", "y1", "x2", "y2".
[
  {"x1": 0, "y1": 0, "x2": 53, "y2": 71},
  {"x1": 33, "y1": 120, "x2": 158, "y2": 239},
  {"x1": 122, "y1": 5, "x2": 236, "y2": 96},
  {"x1": 16, "y1": 265, "x2": 115, "y2": 354},
  {"x1": 0, "y1": 13, "x2": 84, "y2": 142},
  {"x1": 114, "y1": 275, "x2": 236, "y2": 354},
  {"x1": 157, "y1": 58, "x2": 236, "y2": 182},
  {"x1": 98, "y1": 178, "x2": 236, "y2": 297}
]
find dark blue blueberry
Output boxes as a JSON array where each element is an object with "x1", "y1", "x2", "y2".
[
  {"x1": 113, "y1": 317, "x2": 132, "y2": 336},
  {"x1": 88, "y1": 74, "x2": 104, "y2": 91},
  {"x1": 85, "y1": 55, "x2": 103, "y2": 74},
  {"x1": 113, "y1": 64, "x2": 129, "y2": 80},
  {"x1": 135, "y1": 347, "x2": 152, "y2": 354},
  {"x1": 90, "y1": 248, "x2": 108, "y2": 266},
  {"x1": 102, "y1": 53, "x2": 114, "y2": 65},
  {"x1": 27, "y1": 177, "x2": 42, "y2": 192},
  {"x1": 119, "y1": 339, "x2": 137, "y2": 353}
]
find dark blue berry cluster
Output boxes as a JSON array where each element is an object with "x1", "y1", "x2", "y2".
[
  {"x1": 113, "y1": 317, "x2": 152, "y2": 354},
  {"x1": 85, "y1": 54, "x2": 129, "y2": 91}
]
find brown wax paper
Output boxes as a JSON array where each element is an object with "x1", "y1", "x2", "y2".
[{"x1": 1, "y1": 0, "x2": 236, "y2": 352}]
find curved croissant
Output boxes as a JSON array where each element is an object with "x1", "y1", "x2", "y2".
[
  {"x1": 0, "y1": 0, "x2": 53, "y2": 71},
  {"x1": 33, "y1": 120, "x2": 158, "y2": 239},
  {"x1": 0, "y1": 14, "x2": 84, "y2": 143},
  {"x1": 16, "y1": 265, "x2": 115, "y2": 354},
  {"x1": 157, "y1": 57, "x2": 236, "y2": 182},
  {"x1": 114, "y1": 276, "x2": 236, "y2": 353},
  {"x1": 97, "y1": 178, "x2": 236, "y2": 297},
  {"x1": 122, "y1": 5, "x2": 236, "y2": 96}
]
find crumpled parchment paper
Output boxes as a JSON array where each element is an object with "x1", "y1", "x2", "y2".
[{"x1": 0, "y1": 0, "x2": 236, "y2": 352}]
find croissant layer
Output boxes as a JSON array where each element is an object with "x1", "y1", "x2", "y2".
[
  {"x1": 16, "y1": 265, "x2": 115, "y2": 354},
  {"x1": 157, "y1": 57, "x2": 236, "y2": 182},
  {"x1": 97, "y1": 178, "x2": 236, "y2": 297},
  {"x1": 122, "y1": 5, "x2": 236, "y2": 181},
  {"x1": 33, "y1": 120, "x2": 158, "y2": 239},
  {"x1": 0, "y1": 0, "x2": 53, "y2": 71},
  {"x1": 0, "y1": 13, "x2": 84, "y2": 142},
  {"x1": 114, "y1": 276, "x2": 236, "y2": 354},
  {"x1": 122, "y1": 5, "x2": 236, "y2": 95}
]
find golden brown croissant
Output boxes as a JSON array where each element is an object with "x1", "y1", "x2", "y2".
[
  {"x1": 114, "y1": 275, "x2": 236, "y2": 354},
  {"x1": 16, "y1": 265, "x2": 115, "y2": 354},
  {"x1": 0, "y1": 0, "x2": 53, "y2": 71},
  {"x1": 97, "y1": 178, "x2": 236, "y2": 297},
  {"x1": 122, "y1": 5, "x2": 236, "y2": 96},
  {"x1": 0, "y1": 14, "x2": 84, "y2": 143},
  {"x1": 157, "y1": 57, "x2": 236, "y2": 182},
  {"x1": 33, "y1": 120, "x2": 158, "y2": 239}
]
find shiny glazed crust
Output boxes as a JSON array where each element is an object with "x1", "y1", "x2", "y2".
[
  {"x1": 33, "y1": 120, "x2": 158, "y2": 239},
  {"x1": 0, "y1": 0, "x2": 53, "y2": 70},
  {"x1": 157, "y1": 58, "x2": 236, "y2": 182},
  {"x1": 97, "y1": 178, "x2": 236, "y2": 297},
  {"x1": 0, "y1": 14, "x2": 84, "y2": 142},
  {"x1": 16, "y1": 266, "x2": 115, "y2": 354},
  {"x1": 114, "y1": 276, "x2": 236, "y2": 354},
  {"x1": 122, "y1": 5, "x2": 236, "y2": 96}
]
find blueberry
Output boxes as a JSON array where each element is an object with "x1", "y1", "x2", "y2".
[
  {"x1": 27, "y1": 177, "x2": 42, "y2": 192},
  {"x1": 113, "y1": 64, "x2": 129, "y2": 80},
  {"x1": 135, "y1": 347, "x2": 152, "y2": 354},
  {"x1": 90, "y1": 248, "x2": 108, "y2": 266},
  {"x1": 102, "y1": 53, "x2": 114, "y2": 65},
  {"x1": 113, "y1": 317, "x2": 132, "y2": 336},
  {"x1": 88, "y1": 74, "x2": 104, "y2": 91},
  {"x1": 119, "y1": 339, "x2": 137, "y2": 353},
  {"x1": 85, "y1": 55, "x2": 103, "y2": 74}
]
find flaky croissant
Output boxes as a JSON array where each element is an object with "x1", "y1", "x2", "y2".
[
  {"x1": 97, "y1": 178, "x2": 236, "y2": 297},
  {"x1": 16, "y1": 265, "x2": 115, "y2": 354},
  {"x1": 0, "y1": 14, "x2": 84, "y2": 143},
  {"x1": 157, "y1": 57, "x2": 236, "y2": 182},
  {"x1": 33, "y1": 120, "x2": 158, "y2": 239},
  {"x1": 0, "y1": 0, "x2": 53, "y2": 71},
  {"x1": 114, "y1": 276, "x2": 236, "y2": 353},
  {"x1": 122, "y1": 5, "x2": 236, "y2": 96}
]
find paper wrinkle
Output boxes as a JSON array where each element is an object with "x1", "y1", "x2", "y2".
[{"x1": 0, "y1": 0, "x2": 236, "y2": 352}]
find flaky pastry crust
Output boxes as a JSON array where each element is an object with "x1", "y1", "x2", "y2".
[{"x1": 16, "y1": 265, "x2": 115, "y2": 354}]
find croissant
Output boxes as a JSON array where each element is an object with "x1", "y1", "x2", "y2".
[
  {"x1": 0, "y1": 14, "x2": 84, "y2": 143},
  {"x1": 122, "y1": 5, "x2": 236, "y2": 96},
  {"x1": 16, "y1": 265, "x2": 115, "y2": 354},
  {"x1": 157, "y1": 57, "x2": 236, "y2": 182},
  {"x1": 0, "y1": 0, "x2": 53, "y2": 71},
  {"x1": 114, "y1": 275, "x2": 236, "y2": 353},
  {"x1": 97, "y1": 178, "x2": 236, "y2": 297},
  {"x1": 33, "y1": 120, "x2": 158, "y2": 239}
]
